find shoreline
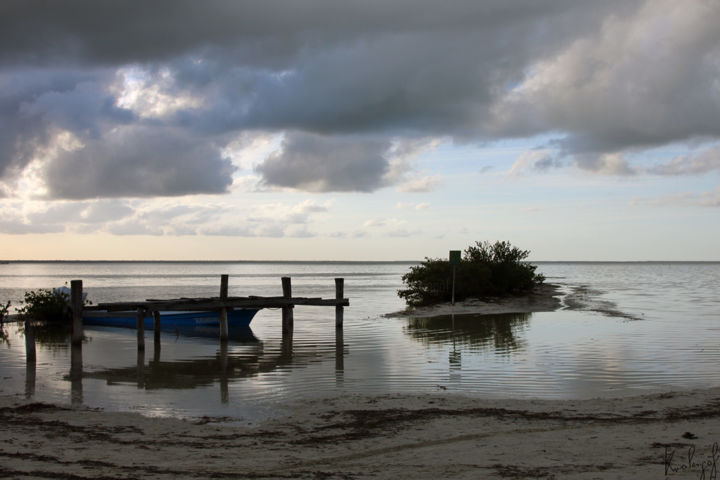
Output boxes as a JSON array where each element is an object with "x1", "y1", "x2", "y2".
[
  {"x1": 385, "y1": 283, "x2": 564, "y2": 318},
  {"x1": 2, "y1": 388, "x2": 719, "y2": 479},
  {"x1": 385, "y1": 282, "x2": 644, "y2": 321}
]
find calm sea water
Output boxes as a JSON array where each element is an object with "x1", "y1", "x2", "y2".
[{"x1": 1, "y1": 261, "x2": 718, "y2": 421}]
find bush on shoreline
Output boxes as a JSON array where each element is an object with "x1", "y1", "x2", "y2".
[
  {"x1": 0, "y1": 300, "x2": 10, "y2": 324},
  {"x1": 16, "y1": 289, "x2": 71, "y2": 323},
  {"x1": 398, "y1": 241, "x2": 545, "y2": 306}
]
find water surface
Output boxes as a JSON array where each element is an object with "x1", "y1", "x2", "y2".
[{"x1": 1, "y1": 261, "x2": 718, "y2": 420}]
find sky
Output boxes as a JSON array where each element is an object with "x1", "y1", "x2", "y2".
[{"x1": 1, "y1": 0, "x2": 719, "y2": 261}]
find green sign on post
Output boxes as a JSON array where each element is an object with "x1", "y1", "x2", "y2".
[
  {"x1": 449, "y1": 250, "x2": 461, "y2": 305},
  {"x1": 449, "y1": 250, "x2": 461, "y2": 265}
]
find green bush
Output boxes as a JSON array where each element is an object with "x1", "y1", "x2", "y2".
[
  {"x1": 17, "y1": 289, "x2": 71, "y2": 323},
  {"x1": 0, "y1": 300, "x2": 9, "y2": 347},
  {"x1": 0, "y1": 300, "x2": 10, "y2": 323},
  {"x1": 398, "y1": 241, "x2": 545, "y2": 306}
]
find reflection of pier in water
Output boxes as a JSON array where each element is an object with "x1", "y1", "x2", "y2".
[
  {"x1": 22, "y1": 314, "x2": 346, "y2": 406},
  {"x1": 19, "y1": 274, "x2": 349, "y2": 406},
  {"x1": 77, "y1": 325, "x2": 346, "y2": 404},
  {"x1": 405, "y1": 312, "x2": 531, "y2": 353},
  {"x1": 21, "y1": 326, "x2": 346, "y2": 406}
]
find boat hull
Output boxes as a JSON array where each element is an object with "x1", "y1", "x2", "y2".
[{"x1": 83, "y1": 309, "x2": 258, "y2": 329}]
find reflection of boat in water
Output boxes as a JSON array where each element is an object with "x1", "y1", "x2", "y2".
[
  {"x1": 83, "y1": 309, "x2": 258, "y2": 330},
  {"x1": 85, "y1": 323, "x2": 259, "y2": 342}
]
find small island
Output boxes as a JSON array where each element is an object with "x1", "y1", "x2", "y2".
[{"x1": 387, "y1": 240, "x2": 561, "y2": 318}]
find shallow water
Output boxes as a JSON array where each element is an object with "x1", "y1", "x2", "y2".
[{"x1": 1, "y1": 261, "x2": 719, "y2": 420}]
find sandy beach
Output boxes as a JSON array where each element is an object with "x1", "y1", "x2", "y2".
[
  {"x1": 385, "y1": 283, "x2": 564, "y2": 318},
  {"x1": 2, "y1": 388, "x2": 719, "y2": 479},
  {"x1": 385, "y1": 282, "x2": 645, "y2": 321}
]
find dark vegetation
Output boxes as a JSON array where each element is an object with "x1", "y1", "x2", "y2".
[
  {"x1": 16, "y1": 289, "x2": 72, "y2": 323},
  {"x1": 398, "y1": 241, "x2": 545, "y2": 306},
  {"x1": 1, "y1": 300, "x2": 11, "y2": 346},
  {"x1": 0, "y1": 300, "x2": 10, "y2": 323}
]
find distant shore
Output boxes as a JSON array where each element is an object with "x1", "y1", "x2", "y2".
[{"x1": 2, "y1": 387, "x2": 719, "y2": 479}]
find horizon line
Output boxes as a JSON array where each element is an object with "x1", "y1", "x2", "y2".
[{"x1": 1, "y1": 259, "x2": 719, "y2": 264}]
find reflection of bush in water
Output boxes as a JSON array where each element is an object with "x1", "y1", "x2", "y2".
[
  {"x1": 405, "y1": 312, "x2": 531, "y2": 352},
  {"x1": 20, "y1": 322, "x2": 73, "y2": 350},
  {"x1": 0, "y1": 324, "x2": 9, "y2": 347}
]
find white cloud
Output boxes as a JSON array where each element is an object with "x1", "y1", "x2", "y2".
[
  {"x1": 649, "y1": 145, "x2": 720, "y2": 175},
  {"x1": 396, "y1": 175, "x2": 441, "y2": 193},
  {"x1": 396, "y1": 202, "x2": 430, "y2": 210}
]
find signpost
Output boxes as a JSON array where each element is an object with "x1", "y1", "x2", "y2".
[{"x1": 449, "y1": 250, "x2": 461, "y2": 305}]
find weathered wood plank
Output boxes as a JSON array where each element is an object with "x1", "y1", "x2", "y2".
[{"x1": 94, "y1": 297, "x2": 349, "y2": 311}]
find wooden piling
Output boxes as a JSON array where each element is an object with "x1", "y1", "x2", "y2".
[
  {"x1": 219, "y1": 274, "x2": 229, "y2": 342},
  {"x1": 153, "y1": 310, "x2": 161, "y2": 345},
  {"x1": 335, "y1": 324, "x2": 344, "y2": 372},
  {"x1": 136, "y1": 308, "x2": 145, "y2": 351},
  {"x1": 24, "y1": 318, "x2": 37, "y2": 398},
  {"x1": 24, "y1": 319, "x2": 36, "y2": 363},
  {"x1": 282, "y1": 277, "x2": 294, "y2": 333},
  {"x1": 136, "y1": 349, "x2": 145, "y2": 388},
  {"x1": 70, "y1": 344, "x2": 83, "y2": 406},
  {"x1": 335, "y1": 278, "x2": 344, "y2": 328},
  {"x1": 71, "y1": 279, "x2": 83, "y2": 346}
]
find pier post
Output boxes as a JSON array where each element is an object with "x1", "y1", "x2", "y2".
[
  {"x1": 136, "y1": 348, "x2": 145, "y2": 389},
  {"x1": 282, "y1": 277, "x2": 294, "y2": 333},
  {"x1": 335, "y1": 278, "x2": 344, "y2": 328},
  {"x1": 153, "y1": 310, "x2": 161, "y2": 346},
  {"x1": 70, "y1": 344, "x2": 83, "y2": 406},
  {"x1": 25, "y1": 319, "x2": 37, "y2": 397},
  {"x1": 219, "y1": 274, "x2": 229, "y2": 342},
  {"x1": 335, "y1": 324, "x2": 344, "y2": 372},
  {"x1": 71, "y1": 280, "x2": 83, "y2": 346},
  {"x1": 24, "y1": 319, "x2": 36, "y2": 363},
  {"x1": 219, "y1": 342, "x2": 229, "y2": 404},
  {"x1": 136, "y1": 308, "x2": 145, "y2": 351}
]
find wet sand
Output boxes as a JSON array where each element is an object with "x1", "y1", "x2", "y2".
[
  {"x1": 385, "y1": 283, "x2": 563, "y2": 318},
  {"x1": 386, "y1": 282, "x2": 644, "y2": 321},
  {"x1": 2, "y1": 388, "x2": 719, "y2": 479}
]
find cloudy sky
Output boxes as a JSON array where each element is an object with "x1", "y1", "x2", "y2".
[{"x1": 1, "y1": 0, "x2": 719, "y2": 260}]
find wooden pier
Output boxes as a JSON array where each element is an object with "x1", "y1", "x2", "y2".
[{"x1": 71, "y1": 275, "x2": 349, "y2": 348}]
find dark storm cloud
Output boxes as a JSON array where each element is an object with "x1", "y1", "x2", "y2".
[
  {"x1": 256, "y1": 133, "x2": 389, "y2": 192},
  {"x1": 43, "y1": 127, "x2": 235, "y2": 199},
  {"x1": 0, "y1": 0, "x2": 599, "y2": 66},
  {"x1": 488, "y1": 0, "x2": 720, "y2": 161},
  {"x1": 1, "y1": 0, "x2": 719, "y2": 198},
  {"x1": 0, "y1": 68, "x2": 85, "y2": 176},
  {"x1": 0, "y1": 67, "x2": 133, "y2": 178}
]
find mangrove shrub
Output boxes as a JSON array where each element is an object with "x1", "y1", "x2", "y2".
[
  {"x1": 17, "y1": 289, "x2": 71, "y2": 323},
  {"x1": 0, "y1": 300, "x2": 9, "y2": 323},
  {"x1": 398, "y1": 241, "x2": 545, "y2": 306}
]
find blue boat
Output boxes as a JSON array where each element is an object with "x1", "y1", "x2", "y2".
[{"x1": 83, "y1": 308, "x2": 259, "y2": 330}]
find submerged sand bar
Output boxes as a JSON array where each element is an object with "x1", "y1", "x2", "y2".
[
  {"x1": 2, "y1": 388, "x2": 719, "y2": 479},
  {"x1": 386, "y1": 283, "x2": 563, "y2": 318},
  {"x1": 386, "y1": 282, "x2": 645, "y2": 321}
]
